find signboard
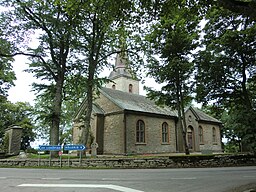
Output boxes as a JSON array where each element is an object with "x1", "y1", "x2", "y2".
[
  {"x1": 64, "y1": 144, "x2": 86, "y2": 151},
  {"x1": 38, "y1": 144, "x2": 86, "y2": 151},
  {"x1": 39, "y1": 145, "x2": 61, "y2": 151}
]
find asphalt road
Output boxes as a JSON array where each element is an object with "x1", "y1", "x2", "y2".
[{"x1": 0, "y1": 166, "x2": 255, "y2": 192}]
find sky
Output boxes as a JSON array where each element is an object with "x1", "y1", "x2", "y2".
[
  {"x1": 7, "y1": 55, "x2": 159, "y2": 105},
  {"x1": 8, "y1": 55, "x2": 36, "y2": 103}
]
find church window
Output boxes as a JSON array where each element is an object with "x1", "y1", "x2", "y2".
[
  {"x1": 129, "y1": 84, "x2": 133, "y2": 93},
  {"x1": 199, "y1": 126, "x2": 203, "y2": 144},
  {"x1": 136, "y1": 120, "x2": 145, "y2": 143},
  {"x1": 162, "y1": 122, "x2": 169, "y2": 143},
  {"x1": 212, "y1": 127, "x2": 217, "y2": 143},
  {"x1": 112, "y1": 84, "x2": 116, "y2": 90}
]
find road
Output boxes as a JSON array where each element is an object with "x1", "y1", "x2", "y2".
[{"x1": 0, "y1": 166, "x2": 255, "y2": 192}]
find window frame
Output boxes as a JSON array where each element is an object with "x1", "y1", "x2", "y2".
[
  {"x1": 161, "y1": 122, "x2": 169, "y2": 144},
  {"x1": 136, "y1": 120, "x2": 145, "y2": 143},
  {"x1": 212, "y1": 127, "x2": 217, "y2": 143},
  {"x1": 199, "y1": 126, "x2": 204, "y2": 144}
]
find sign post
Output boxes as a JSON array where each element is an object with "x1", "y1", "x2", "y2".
[
  {"x1": 38, "y1": 145, "x2": 62, "y2": 166},
  {"x1": 64, "y1": 145, "x2": 86, "y2": 166},
  {"x1": 37, "y1": 144, "x2": 86, "y2": 167},
  {"x1": 63, "y1": 145, "x2": 86, "y2": 151}
]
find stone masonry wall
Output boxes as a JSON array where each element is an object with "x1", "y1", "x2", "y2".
[
  {"x1": 0, "y1": 154, "x2": 255, "y2": 168},
  {"x1": 199, "y1": 122, "x2": 222, "y2": 152},
  {"x1": 126, "y1": 114, "x2": 177, "y2": 154},
  {"x1": 104, "y1": 114, "x2": 124, "y2": 154}
]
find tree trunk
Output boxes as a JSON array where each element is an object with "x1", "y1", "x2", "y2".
[
  {"x1": 50, "y1": 77, "x2": 64, "y2": 157},
  {"x1": 180, "y1": 84, "x2": 190, "y2": 155},
  {"x1": 80, "y1": 55, "x2": 97, "y2": 156},
  {"x1": 176, "y1": 77, "x2": 189, "y2": 155}
]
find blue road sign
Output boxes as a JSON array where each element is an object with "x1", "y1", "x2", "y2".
[
  {"x1": 64, "y1": 144, "x2": 86, "y2": 151},
  {"x1": 39, "y1": 145, "x2": 61, "y2": 151}
]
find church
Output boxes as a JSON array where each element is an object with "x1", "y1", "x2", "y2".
[{"x1": 72, "y1": 54, "x2": 222, "y2": 155}]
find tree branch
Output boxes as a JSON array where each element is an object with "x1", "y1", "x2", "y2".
[
  {"x1": 16, "y1": 0, "x2": 58, "y2": 65},
  {"x1": 218, "y1": 0, "x2": 256, "y2": 19},
  {"x1": 0, "y1": 52, "x2": 57, "y2": 81}
]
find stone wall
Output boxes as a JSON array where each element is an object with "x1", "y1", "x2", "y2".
[
  {"x1": 5, "y1": 126, "x2": 23, "y2": 155},
  {"x1": 104, "y1": 113, "x2": 124, "y2": 154},
  {"x1": 0, "y1": 154, "x2": 255, "y2": 168},
  {"x1": 126, "y1": 113, "x2": 177, "y2": 154},
  {"x1": 185, "y1": 109, "x2": 222, "y2": 152},
  {"x1": 199, "y1": 122, "x2": 222, "y2": 152}
]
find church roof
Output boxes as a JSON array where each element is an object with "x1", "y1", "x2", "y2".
[
  {"x1": 189, "y1": 106, "x2": 222, "y2": 124},
  {"x1": 93, "y1": 103, "x2": 105, "y2": 114},
  {"x1": 100, "y1": 87, "x2": 177, "y2": 117}
]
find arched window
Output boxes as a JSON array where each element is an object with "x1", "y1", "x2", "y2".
[
  {"x1": 136, "y1": 120, "x2": 145, "y2": 143},
  {"x1": 199, "y1": 126, "x2": 203, "y2": 144},
  {"x1": 129, "y1": 84, "x2": 133, "y2": 93},
  {"x1": 112, "y1": 84, "x2": 116, "y2": 90},
  {"x1": 162, "y1": 122, "x2": 169, "y2": 143},
  {"x1": 212, "y1": 127, "x2": 217, "y2": 143}
]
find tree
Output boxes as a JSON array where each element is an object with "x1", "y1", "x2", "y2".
[
  {"x1": 195, "y1": 6, "x2": 256, "y2": 152},
  {"x1": 0, "y1": 32, "x2": 16, "y2": 97},
  {"x1": 0, "y1": 0, "x2": 84, "y2": 151},
  {"x1": 144, "y1": 0, "x2": 200, "y2": 155},
  {"x1": 0, "y1": 0, "x2": 138, "y2": 154},
  {"x1": 72, "y1": 0, "x2": 138, "y2": 150}
]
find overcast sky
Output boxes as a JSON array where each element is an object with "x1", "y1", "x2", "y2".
[
  {"x1": 8, "y1": 55, "x2": 36, "y2": 103},
  {"x1": 8, "y1": 56, "x2": 159, "y2": 105}
]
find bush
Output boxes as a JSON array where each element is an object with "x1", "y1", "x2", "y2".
[{"x1": 26, "y1": 147, "x2": 38, "y2": 154}]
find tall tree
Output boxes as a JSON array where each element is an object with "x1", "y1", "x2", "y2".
[
  {"x1": 195, "y1": 6, "x2": 256, "y2": 152},
  {"x1": 0, "y1": 0, "x2": 138, "y2": 152},
  {"x1": 144, "y1": 0, "x2": 200, "y2": 154},
  {"x1": 73, "y1": 0, "x2": 137, "y2": 149},
  {"x1": 0, "y1": 0, "x2": 83, "y2": 150}
]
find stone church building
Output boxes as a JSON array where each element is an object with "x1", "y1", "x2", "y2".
[{"x1": 73, "y1": 54, "x2": 222, "y2": 155}]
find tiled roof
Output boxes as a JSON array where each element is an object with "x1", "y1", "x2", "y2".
[
  {"x1": 190, "y1": 107, "x2": 222, "y2": 124},
  {"x1": 100, "y1": 87, "x2": 177, "y2": 117}
]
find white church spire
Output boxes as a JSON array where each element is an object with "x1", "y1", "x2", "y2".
[{"x1": 106, "y1": 52, "x2": 140, "y2": 94}]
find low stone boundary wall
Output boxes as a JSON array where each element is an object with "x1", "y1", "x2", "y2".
[{"x1": 0, "y1": 154, "x2": 255, "y2": 168}]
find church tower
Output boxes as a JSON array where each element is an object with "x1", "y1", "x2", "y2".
[{"x1": 105, "y1": 53, "x2": 140, "y2": 94}]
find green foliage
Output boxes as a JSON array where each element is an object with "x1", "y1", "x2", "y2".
[
  {"x1": 2, "y1": 134, "x2": 9, "y2": 152},
  {"x1": 0, "y1": 0, "x2": 141, "y2": 147},
  {"x1": 196, "y1": 6, "x2": 256, "y2": 152},
  {"x1": 224, "y1": 140, "x2": 241, "y2": 153},
  {"x1": 145, "y1": 1, "x2": 200, "y2": 108},
  {"x1": 223, "y1": 106, "x2": 256, "y2": 152},
  {"x1": 196, "y1": 7, "x2": 256, "y2": 106},
  {"x1": 0, "y1": 100, "x2": 36, "y2": 150},
  {"x1": 142, "y1": 0, "x2": 201, "y2": 155},
  {"x1": 0, "y1": 35, "x2": 16, "y2": 96},
  {"x1": 26, "y1": 147, "x2": 38, "y2": 154}
]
